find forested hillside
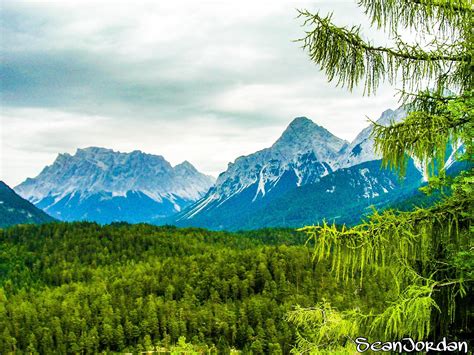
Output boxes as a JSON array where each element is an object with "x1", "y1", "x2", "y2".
[
  {"x1": 0, "y1": 181, "x2": 55, "y2": 228},
  {"x1": 1, "y1": 0, "x2": 471, "y2": 353},
  {"x1": 0, "y1": 222, "x2": 392, "y2": 353}
]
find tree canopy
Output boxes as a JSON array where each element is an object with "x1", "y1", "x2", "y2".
[
  {"x1": 289, "y1": 0, "x2": 473, "y2": 353},
  {"x1": 0, "y1": 223, "x2": 394, "y2": 353}
]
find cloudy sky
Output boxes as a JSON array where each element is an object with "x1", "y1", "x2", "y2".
[{"x1": 1, "y1": 0, "x2": 402, "y2": 186}]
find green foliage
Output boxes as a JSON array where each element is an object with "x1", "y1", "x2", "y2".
[
  {"x1": 373, "y1": 90, "x2": 473, "y2": 177},
  {"x1": 291, "y1": 0, "x2": 473, "y2": 352},
  {"x1": 0, "y1": 222, "x2": 391, "y2": 353},
  {"x1": 289, "y1": 173, "x2": 473, "y2": 351},
  {"x1": 358, "y1": 0, "x2": 472, "y2": 37},
  {"x1": 298, "y1": 1, "x2": 472, "y2": 95},
  {"x1": 287, "y1": 301, "x2": 362, "y2": 352},
  {"x1": 369, "y1": 284, "x2": 439, "y2": 340}
]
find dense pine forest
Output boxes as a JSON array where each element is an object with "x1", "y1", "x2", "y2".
[
  {"x1": 1, "y1": 0, "x2": 472, "y2": 353},
  {"x1": 0, "y1": 222, "x2": 394, "y2": 353}
]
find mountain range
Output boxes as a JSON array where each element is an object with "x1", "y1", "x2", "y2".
[
  {"x1": 15, "y1": 148, "x2": 215, "y2": 224},
  {"x1": 173, "y1": 106, "x2": 426, "y2": 229},
  {"x1": 11, "y1": 106, "x2": 447, "y2": 229},
  {"x1": 176, "y1": 117, "x2": 347, "y2": 221}
]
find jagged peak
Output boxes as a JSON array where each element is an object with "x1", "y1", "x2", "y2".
[
  {"x1": 75, "y1": 147, "x2": 149, "y2": 156},
  {"x1": 175, "y1": 160, "x2": 197, "y2": 172},
  {"x1": 54, "y1": 152, "x2": 72, "y2": 162},
  {"x1": 273, "y1": 116, "x2": 347, "y2": 154},
  {"x1": 68, "y1": 147, "x2": 169, "y2": 163},
  {"x1": 285, "y1": 117, "x2": 332, "y2": 136},
  {"x1": 378, "y1": 108, "x2": 395, "y2": 121},
  {"x1": 281, "y1": 117, "x2": 343, "y2": 140},
  {"x1": 15, "y1": 146, "x2": 215, "y2": 206},
  {"x1": 76, "y1": 146, "x2": 114, "y2": 154},
  {"x1": 287, "y1": 116, "x2": 314, "y2": 127},
  {"x1": 376, "y1": 106, "x2": 406, "y2": 126}
]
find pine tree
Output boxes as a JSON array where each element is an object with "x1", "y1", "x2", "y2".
[{"x1": 288, "y1": 0, "x2": 473, "y2": 352}]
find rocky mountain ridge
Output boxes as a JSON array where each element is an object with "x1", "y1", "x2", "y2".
[
  {"x1": 14, "y1": 106, "x2": 445, "y2": 229},
  {"x1": 15, "y1": 148, "x2": 215, "y2": 223},
  {"x1": 177, "y1": 108, "x2": 411, "y2": 226}
]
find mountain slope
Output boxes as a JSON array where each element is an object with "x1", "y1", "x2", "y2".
[
  {"x1": 0, "y1": 181, "x2": 55, "y2": 228},
  {"x1": 239, "y1": 159, "x2": 424, "y2": 229},
  {"x1": 174, "y1": 109, "x2": 437, "y2": 230},
  {"x1": 336, "y1": 107, "x2": 407, "y2": 169},
  {"x1": 15, "y1": 147, "x2": 215, "y2": 224},
  {"x1": 176, "y1": 117, "x2": 348, "y2": 225},
  {"x1": 175, "y1": 159, "x2": 424, "y2": 230}
]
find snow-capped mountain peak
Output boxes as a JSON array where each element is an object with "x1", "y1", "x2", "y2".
[
  {"x1": 178, "y1": 117, "x2": 346, "y2": 221},
  {"x1": 335, "y1": 107, "x2": 407, "y2": 169},
  {"x1": 272, "y1": 117, "x2": 348, "y2": 164},
  {"x1": 175, "y1": 160, "x2": 199, "y2": 173},
  {"x1": 15, "y1": 148, "x2": 215, "y2": 223},
  {"x1": 174, "y1": 109, "x2": 434, "y2": 230}
]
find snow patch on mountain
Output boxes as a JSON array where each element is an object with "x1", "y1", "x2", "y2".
[
  {"x1": 178, "y1": 117, "x2": 347, "y2": 221},
  {"x1": 336, "y1": 107, "x2": 407, "y2": 169},
  {"x1": 15, "y1": 147, "x2": 215, "y2": 222}
]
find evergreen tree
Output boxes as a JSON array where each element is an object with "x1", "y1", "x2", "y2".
[
  {"x1": 1, "y1": 223, "x2": 347, "y2": 352},
  {"x1": 288, "y1": 0, "x2": 473, "y2": 352}
]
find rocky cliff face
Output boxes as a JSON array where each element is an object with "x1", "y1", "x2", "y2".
[
  {"x1": 335, "y1": 107, "x2": 407, "y2": 169},
  {"x1": 177, "y1": 117, "x2": 348, "y2": 222},
  {"x1": 15, "y1": 147, "x2": 215, "y2": 223},
  {"x1": 174, "y1": 109, "x2": 433, "y2": 230}
]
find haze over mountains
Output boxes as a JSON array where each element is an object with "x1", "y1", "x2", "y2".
[{"x1": 11, "y1": 106, "x2": 434, "y2": 229}]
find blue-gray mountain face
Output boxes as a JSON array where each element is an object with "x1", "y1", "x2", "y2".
[
  {"x1": 0, "y1": 181, "x2": 56, "y2": 228},
  {"x1": 174, "y1": 107, "x2": 430, "y2": 230},
  {"x1": 15, "y1": 148, "x2": 215, "y2": 224},
  {"x1": 214, "y1": 159, "x2": 424, "y2": 230},
  {"x1": 15, "y1": 107, "x2": 456, "y2": 229},
  {"x1": 174, "y1": 117, "x2": 346, "y2": 222},
  {"x1": 335, "y1": 108, "x2": 409, "y2": 169}
]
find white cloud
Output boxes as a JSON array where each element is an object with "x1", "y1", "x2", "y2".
[
  {"x1": 1, "y1": 107, "x2": 286, "y2": 185},
  {"x1": 1, "y1": 0, "x2": 405, "y2": 187}
]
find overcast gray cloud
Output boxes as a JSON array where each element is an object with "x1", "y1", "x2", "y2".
[{"x1": 1, "y1": 0, "x2": 402, "y2": 186}]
